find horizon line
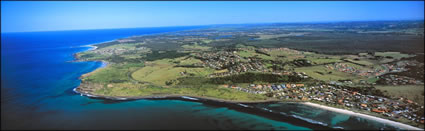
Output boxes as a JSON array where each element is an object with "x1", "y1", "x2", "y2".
[{"x1": 2, "y1": 19, "x2": 424, "y2": 33}]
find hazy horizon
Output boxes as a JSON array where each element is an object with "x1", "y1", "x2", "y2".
[
  {"x1": 2, "y1": 1, "x2": 424, "y2": 33},
  {"x1": 2, "y1": 19, "x2": 424, "y2": 33}
]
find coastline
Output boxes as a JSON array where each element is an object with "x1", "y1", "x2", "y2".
[
  {"x1": 73, "y1": 43, "x2": 279, "y2": 104},
  {"x1": 74, "y1": 44, "x2": 109, "y2": 79},
  {"x1": 78, "y1": 60, "x2": 108, "y2": 79},
  {"x1": 70, "y1": 34, "x2": 423, "y2": 130},
  {"x1": 302, "y1": 102, "x2": 424, "y2": 130},
  {"x1": 73, "y1": 86, "x2": 281, "y2": 104},
  {"x1": 72, "y1": 84, "x2": 423, "y2": 130},
  {"x1": 72, "y1": 87, "x2": 334, "y2": 130},
  {"x1": 82, "y1": 44, "x2": 98, "y2": 51}
]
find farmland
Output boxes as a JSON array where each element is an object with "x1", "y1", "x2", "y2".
[
  {"x1": 131, "y1": 58, "x2": 214, "y2": 86},
  {"x1": 75, "y1": 21, "x2": 424, "y2": 128},
  {"x1": 294, "y1": 65, "x2": 364, "y2": 82}
]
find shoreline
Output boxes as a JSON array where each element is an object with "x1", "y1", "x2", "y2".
[
  {"x1": 70, "y1": 32, "x2": 423, "y2": 130},
  {"x1": 78, "y1": 60, "x2": 109, "y2": 79},
  {"x1": 73, "y1": 86, "x2": 281, "y2": 104},
  {"x1": 73, "y1": 85, "x2": 423, "y2": 130},
  {"x1": 82, "y1": 45, "x2": 98, "y2": 51},
  {"x1": 302, "y1": 102, "x2": 424, "y2": 130},
  {"x1": 73, "y1": 44, "x2": 109, "y2": 79},
  {"x1": 72, "y1": 87, "x2": 333, "y2": 130}
]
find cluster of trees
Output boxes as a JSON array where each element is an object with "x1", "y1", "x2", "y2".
[
  {"x1": 176, "y1": 72, "x2": 306, "y2": 86},
  {"x1": 292, "y1": 59, "x2": 313, "y2": 67},
  {"x1": 107, "y1": 55, "x2": 127, "y2": 63},
  {"x1": 79, "y1": 53, "x2": 96, "y2": 59},
  {"x1": 144, "y1": 51, "x2": 189, "y2": 61},
  {"x1": 255, "y1": 49, "x2": 271, "y2": 56},
  {"x1": 95, "y1": 41, "x2": 121, "y2": 49},
  {"x1": 165, "y1": 80, "x2": 178, "y2": 85}
]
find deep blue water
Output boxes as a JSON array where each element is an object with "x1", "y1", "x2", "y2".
[{"x1": 1, "y1": 27, "x2": 398, "y2": 130}]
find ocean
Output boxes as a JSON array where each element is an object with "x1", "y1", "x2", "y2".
[{"x1": 1, "y1": 26, "x2": 399, "y2": 130}]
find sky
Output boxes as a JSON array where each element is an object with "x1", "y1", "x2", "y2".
[{"x1": 1, "y1": 1, "x2": 424, "y2": 33}]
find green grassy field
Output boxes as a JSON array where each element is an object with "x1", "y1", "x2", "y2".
[
  {"x1": 305, "y1": 56, "x2": 341, "y2": 65},
  {"x1": 77, "y1": 52, "x2": 109, "y2": 60},
  {"x1": 375, "y1": 85, "x2": 424, "y2": 105},
  {"x1": 93, "y1": 83, "x2": 269, "y2": 101},
  {"x1": 366, "y1": 77, "x2": 380, "y2": 84},
  {"x1": 342, "y1": 62, "x2": 372, "y2": 71},
  {"x1": 295, "y1": 65, "x2": 364, "y2": 82},
  {"x1": 257, "y1": 54, "x2": 274, "y2": 60},
  {"x1": 268, "y1": 49, "x2": 303, "y2": 61},
  {"x1": 374, "y1": 52, "x2": 413, "y2": 60},
  {"x1": 83, "y1": 63, "x2": 142, "y2": 83},
  {"x1": 83, "y1": 66, "x2": 129, "y2": 83},
  {"x1": 131, "y1": 58, "x2": 214, "y2": 86},
  {"x1": 236, "y1": 48, "x2": 275, "y2": 61},
  {"x1": 182, "y1": 43, "x2": 211, "y2": 50},
  {"x1": 201, "y1": 39, "x2": 213, "y2": 44},
  {"x1": 175, "y1": 56, "x2": 203, "y2": 65},
  {"x1": 237, "y1": 50, "x2": 256, "y2": 58}
]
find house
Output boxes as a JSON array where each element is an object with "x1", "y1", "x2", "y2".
[
  {"x1": 295, "y1": 84, "x2": 304, "y2": 87},
  {"x1": 256, "y1": 85, "x2": 263, "y2": 89},
  {"x1": 286, "y1": 84, "x2": 291, "y2": 88},
  {"x1": 372, "y1": 108, "x2": 385, "y2": 113},
  {"x1": 338, "y1": 99, "x2": 344, "y2": 104}
]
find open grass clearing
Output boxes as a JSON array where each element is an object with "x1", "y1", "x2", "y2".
[
  {"x1": 131, "y1": 59, "x2": 214, "y2": 86},
  {"x1": 238, "y1": 50, "x2": 256, "y2": 58},
  {"x1": 182, "y1": 43, "x2": 211, "y2": 50},
  {"x1": 295, "y1": 65, "x2": 365, "y2": 82},
  {"x1": 84, "y1": 65, "x2": 131, "y2": 83},
  {"x1": 93, "y1": 83, "x2": 268, "y2": 101},
  {"x1": 375, "y1": 85, "x2": 424, "y2": 105},
  {"x1": 374, "y1": 52, "x2": 413, "y2": 60}
]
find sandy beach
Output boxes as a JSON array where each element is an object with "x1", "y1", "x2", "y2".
[
  {"x1": 78, "y1": 60, "x2": 108, "y2": 79},
  {"x1": 75, "y1": 44, "x2": 108, "y2": 79},
  {"x1": 303, "y1": 102, "x2": 423, "y2": 130},
  {"x1": 83, "y1": 44, "x2": 98, "y2": 51}
]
